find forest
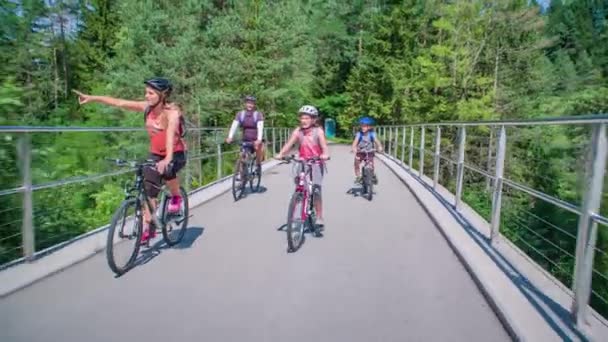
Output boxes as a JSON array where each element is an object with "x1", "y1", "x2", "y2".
[{"x1": 1, "y1": 0, "x2": 608, "y2": 317}]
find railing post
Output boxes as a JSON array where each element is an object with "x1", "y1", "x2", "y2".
[
  {"x1": 216, "y1": 143, "x2": 222, "y2": 180},
  {"x1": 18, "y1": 134, "x2": 35, "y2": 261},
  {"x1": 490, "y1": 126, "x2": 507, "y2": 242},
  {"x1": 401, "y1": 126, "x2": 406, "y2": 162},
  {"x1": 283, "y1": 128, "x2": 287, "y2": 147},
  {"x1": 455, "y1": 126, "x2": 466, "y2": 210},
  {"x1": 197, "y1": 129, "x2": 203, "y2": 187},
  {"x1": 433, "y1": 127, "x2": 441, "y2": 189},
  {"x1": 572, "y1": 123, "x2": 608, "y2": 328},
  {"x1": 486, "y1": 128, "x2": 494, "y2": 191},
  {"x1": 388, "y1": 127, "x2": 393, "y2": 158},
  {"x1": 393, "y1": 126, "x2": 399, "y2": 157},
  {"x1": 409, "y1": 127, "x2": 414, "y2": 169},
  {"x1": 185, "y1": 153, "x2": 192, "y2": 192},
  {"x1": 271, "y1": 128, "x2": 276, "y2": 155},
  {"x1": 263, "y1": 127, "x2": 269, "y2": 160},
  {"x1": 419, "y1": 126, "x2": 425, "y2": 177}
]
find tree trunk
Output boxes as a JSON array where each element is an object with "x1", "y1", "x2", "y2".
[
  {"x1": 53, "y1": 47, "x2": 59, "y2": 110},
  {"x1": 358, "y1": 30, "x2": 363, "y2": 59},
  {"x1": 493, "y1": 44, "x2": 500, "y2": 115},
  {"x1": 59, "y1": 13, "x2": 69, "y2": 99}
]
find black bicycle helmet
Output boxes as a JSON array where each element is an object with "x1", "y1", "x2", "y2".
[
  {"x1": 244, "y1": 95, "x2": 256, "y2": 102},
  {"x1": 144, "y1": 77, "x2": 173, "y2": 94}
]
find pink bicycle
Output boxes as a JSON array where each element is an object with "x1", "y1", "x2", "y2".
[{"x1": 280, "y1": 155, "x2": 328, "y2": 252}]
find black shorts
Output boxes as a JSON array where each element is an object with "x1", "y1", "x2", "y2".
[
  {"x1": 240, "y1": 140, "x2": 265, "y2": 153},
  {"x1": 143, "y1": 152, "x2": 187, "y2": 198}
]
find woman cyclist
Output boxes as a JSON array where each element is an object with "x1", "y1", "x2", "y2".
[
  {"x1": 73, "y1": 77, "x2": 187, "y2": 242},
  {"x1": 276, "y1": 105, "x2": 329, "y2": 226}
]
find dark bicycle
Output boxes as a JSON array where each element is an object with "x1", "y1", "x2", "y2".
[
  {"x1": 231, "y1": 142, "x2": 261, "y2": 201},
  {"x1": 280, "y1": 155, "x2": 328, "y2": 253},
  {"x1": 105, "y1": 159, "x2": 189, "y2": 275},
  {"x1": 357, "y1": 150, "x2": 376, "y2": 201}
]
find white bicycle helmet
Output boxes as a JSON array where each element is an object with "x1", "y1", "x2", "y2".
[{"x1": 298, "y1": 105, "x2": 318, "y2": 117}]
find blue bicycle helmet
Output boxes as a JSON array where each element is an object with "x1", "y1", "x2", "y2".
[{"x1": 359, "y1": 116, "x2": 374, "y2": 125}]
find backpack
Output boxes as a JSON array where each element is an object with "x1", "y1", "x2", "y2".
[
  {"x1": 357, "y1": 130, "x2": 375, "y2": 144},
  {"x1": 238, "y1": 110, "x2": 261, "y2": 124},
  {"x1": 144, "y1": 105, "x2": 187, "y2": 138}
]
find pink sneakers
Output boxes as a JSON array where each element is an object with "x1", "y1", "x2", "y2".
[
  {"x1": 168, "y1": 196, "x2": 182, "y2": 214},
  {"x1": 141, "y1": 223, "x2": 156, "y2": 244}
]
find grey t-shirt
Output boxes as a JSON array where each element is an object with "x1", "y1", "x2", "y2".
[{"x1": 356, "y1": 131, "x2": 375, "y2": 152}]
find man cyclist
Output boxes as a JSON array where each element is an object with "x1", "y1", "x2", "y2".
[
  {"x1": 226, "y1": 95, "x2": 265, "y2": 175},
  {"x1": 73, "y1": 77, "x2": 187, "y2": 243},
  {"x1": 352, "y1": 116, "x2": 383, "y2": 184}
]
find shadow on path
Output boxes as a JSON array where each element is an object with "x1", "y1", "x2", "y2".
[
  {"x1": 116, "y1": 226, "x2": 205, "y2": 278},
  {"x1": 382, "y1": 155, "x2": 587, "y2": 341}
]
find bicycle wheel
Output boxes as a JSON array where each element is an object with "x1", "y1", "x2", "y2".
[
  {"x1": 249, "y1": 158, "x2": 261, "y2": 192},
  {"x1": 106, "y1": 198, "x2": 142, "y2": 275},
  {"x1": 161, "y1": 187, "x2": 189, "y2": 246},
  {"x1": 363, "y1": 167, "x2": 373, "y2": 201},
  {"x1": 286, "y1": 192, "x2": 306, "y2": 252},
  {"x1": 232, "y1": 157, "x2": 246, "y2": 201}
]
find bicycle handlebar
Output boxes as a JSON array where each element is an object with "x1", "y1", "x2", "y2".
[
  {"x1": 277, "y1": 155, "x2": 330, "y2": 164},
  {"x1": 107, "y1": 158, "x2": 157, "y2": 168}
]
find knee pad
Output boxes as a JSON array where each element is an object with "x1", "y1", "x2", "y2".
[{"x1": 143, "y1": 166, "x2": 162, "y2": 198}]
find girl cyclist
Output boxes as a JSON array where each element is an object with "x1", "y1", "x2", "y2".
[
  {"x1": 73, "y1": 77, "x2": 187, "y2": 243},
  {"x1": 276, "y1": 105, "x2": 330, "y2": 226}
]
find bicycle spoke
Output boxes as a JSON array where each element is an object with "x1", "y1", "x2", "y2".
[{"x1": 106, "y1": 199, "x2": 141, "y2": 275}]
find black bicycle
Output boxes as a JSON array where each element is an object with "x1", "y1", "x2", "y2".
[
  {"x1": 357, "y1": 150, "x2": 376, "y2": 201},
  {"x1": 106, "y1": 159, "x2": 189, "y2": 275},
  {"x1": 231, "y1": 142, "x2": 261, "y2": 201},
  {"x1": 280, "y1": 155, "x2": 328, "y2": 252}
]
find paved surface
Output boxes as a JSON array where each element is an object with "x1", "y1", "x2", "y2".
[{"x1": 0, "y1": 146, "x2": 509, "y2": 342}]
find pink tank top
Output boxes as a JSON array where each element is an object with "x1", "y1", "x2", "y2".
[
  {"x1": 297, "y1": 127, "x2": 322, "y2": 159},
  {"x1": 145, "y1": 111, "x2": 186, "y2": 156}
]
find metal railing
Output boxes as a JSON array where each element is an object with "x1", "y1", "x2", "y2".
[
  {"x1": 376, "y1": 115, "x2": 608, "y2": 329},
  {"x1": 0, "y1": 125, "x2": 291, "y2": 268}
]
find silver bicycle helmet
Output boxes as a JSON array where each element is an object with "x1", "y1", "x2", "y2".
[{"x1": 298, "y1": 105, "x2": 318, "y2": 117}]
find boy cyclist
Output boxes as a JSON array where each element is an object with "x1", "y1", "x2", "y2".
[
  {"x1": 352, "y1": 116, "x2": 383, "y2": 184},
  {"x1": 276, "y1": 105, "x2": 330, "y2": 227}
]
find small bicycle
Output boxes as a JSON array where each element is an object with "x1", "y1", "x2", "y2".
[
  {"x1": 357, "y1": 150, "x2": 376, "y2": 201},
  {"x1": 280, "y1": 155, "x2": 328, "y2": 252},
  {"x1": 105, "y1": 158, "x2": 188, "y2": 275},
  {"x1": 231, "y1": 142, "x2": 262, "y2": 201}
]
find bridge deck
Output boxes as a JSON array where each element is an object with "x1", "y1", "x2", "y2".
[{"x1": 0, "y1": 146, "x2": 509, "y2": 341}]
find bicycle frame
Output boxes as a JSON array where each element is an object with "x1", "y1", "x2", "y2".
[
  {"x1": 124, "y1": 164, "x2": 168, "y2": 230},
  {"x1": 357, "y1": 151, "x2": 375, "y2": 172},
  {"x1": 238, "y1": 142, "x2": 256, "y2": 172},
  {"x1": 292, "y1": 159, "x2": 317, "y2": 222}
]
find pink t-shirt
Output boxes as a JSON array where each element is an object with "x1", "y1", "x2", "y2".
[{"x1": 297, "y1": 127, "x2": 323, "y2": 159}]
